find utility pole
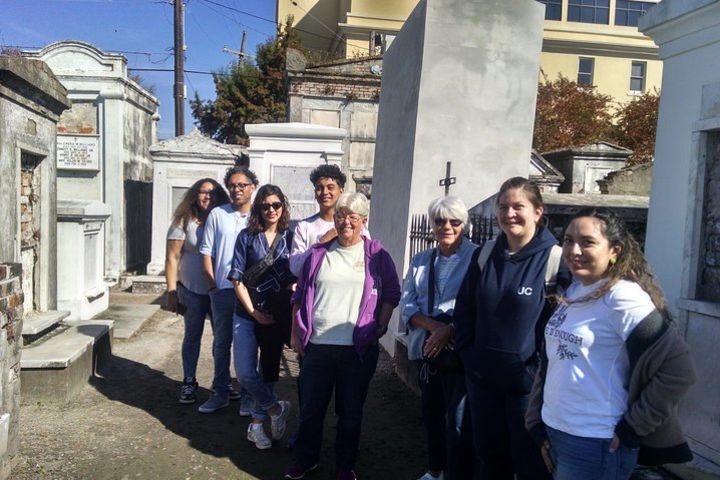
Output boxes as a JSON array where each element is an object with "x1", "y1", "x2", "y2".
[
  {"x1": 223, "y1": 31, "x2": 256, "y2": 61},
  {"x1": 173, "y1": 0, "x2": 185, "y2": 136}
]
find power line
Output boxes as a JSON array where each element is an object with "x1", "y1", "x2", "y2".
[{"x1": 199, "y1": 0, "x2": 333, "y2": 42}]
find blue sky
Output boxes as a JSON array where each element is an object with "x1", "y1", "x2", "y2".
[{"x1": 0, "y1": 0, "x2": 278, "y2": 139}]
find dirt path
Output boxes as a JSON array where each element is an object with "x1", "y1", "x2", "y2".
[{"x1": 13, "y1": 297, "x2": 425, "y2": 480}]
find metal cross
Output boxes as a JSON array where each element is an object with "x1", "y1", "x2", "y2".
[{"x1": 439, "y1": 161, "x2": 456, "y2": 196}]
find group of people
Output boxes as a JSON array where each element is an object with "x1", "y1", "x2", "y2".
[
  {"x1": 165, "y1": 163, "x2": 696, "y2": 480},
  {"x1": 165, "y1": 164, "x2": 398, "y2": 480},
  {"x1": 403, "y1": 178, "x2": 696, "y2": 480}
]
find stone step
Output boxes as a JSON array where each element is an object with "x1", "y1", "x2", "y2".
[
  {"x1": 22, "y1": 310, "x2": 70, "y2": 340},
  {"x1": 92, "y1": 303, "x2": 160, "y2": 339},
  {"x1": 127, "y1": 275, "x2": 166, "y2": 294},
  {"x1": 20, "y1": 321, "x2": 112, "y2": 403}
]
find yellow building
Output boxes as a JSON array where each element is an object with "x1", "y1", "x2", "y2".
[{"x1": 277, "y1": 0, "x2": 662, "y2": 103}]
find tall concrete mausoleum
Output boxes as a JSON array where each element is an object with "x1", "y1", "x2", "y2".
[
  {"x1": 369, "y1": 0, "x2": 545, "y2": 353},
  {"x1": 25, "y1": 41, "x2": 160, "y2": 282}
]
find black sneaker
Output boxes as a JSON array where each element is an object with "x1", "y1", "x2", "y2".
[{"x1": 179, "y1": 378, "x2": 198, "y2": 404}]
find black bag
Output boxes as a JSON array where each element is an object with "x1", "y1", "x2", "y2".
[
  {"x1": 423, "y1": 249, "x2": 464, "y2": 372},
  {"x1": 242, "y1": 232, "x2": 282, "y2": 288}
]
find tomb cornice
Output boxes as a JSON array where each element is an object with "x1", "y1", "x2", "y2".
[{"x1": 0, "y1": 58, "x2": 71, "y2": 119}]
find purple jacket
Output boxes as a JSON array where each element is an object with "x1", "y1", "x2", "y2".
[{"x1": 292, "y1": 237, "x2": 401, "y2": 354}]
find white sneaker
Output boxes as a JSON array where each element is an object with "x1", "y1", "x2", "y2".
[
  {"x1": 247, "y1": 422, "x2": 272, "y2": 450},
  {"x1": 270, "y1": 400, "x2": 291, "y2": 440},
  {"x1": 417, "y1": 472, "x2": 443, "y2": 480}
]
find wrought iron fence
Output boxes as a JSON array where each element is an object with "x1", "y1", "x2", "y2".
[{"x1": 408, "y1": 214, "x2": 498, "y2": 258}]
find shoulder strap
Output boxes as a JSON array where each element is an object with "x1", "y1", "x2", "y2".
[
  {"x1": 427, "y1": 249, "x2": 437, "y2": 315},
  {"x1": 477, "y1": 239, "x2": 495, "y2": 272},
  {"x1": 242, "y1": 231, "x2": 284, "y2": 286},
  {"x1": 545, "y1": 245, "x2": 562, "y2": 287}
]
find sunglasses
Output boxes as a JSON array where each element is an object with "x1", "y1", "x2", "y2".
[
  {"x1": 434, "y1": 218, "x2": 462, "y2": 228},
  {"x1": 260, "y1": 202, "x2": 283, "y2": 212}
]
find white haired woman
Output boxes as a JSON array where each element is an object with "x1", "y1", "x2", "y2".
[
  {"x1": 284, "y1": 193, "x2": 401, "y2": 480},
  {"x1": 401, "y1": 196, "x2": 478, "y2": 480}
]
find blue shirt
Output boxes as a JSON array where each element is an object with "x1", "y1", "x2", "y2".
[
  {"x1": 400, "y1": 237, "x2": 478, "y2": 360},
  {"x1": 228, "y1": 229, "x2": 294, "y2": 318},
  {"x1": 198, "y1": 204, "x2": 249, "y2": 290}
]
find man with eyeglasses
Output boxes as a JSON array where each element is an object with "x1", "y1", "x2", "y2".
[{"x1": 198, "y1": 166, "x2": 258, "y2": 413}]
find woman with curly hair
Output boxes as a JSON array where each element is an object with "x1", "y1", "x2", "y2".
[
  {"x1": 228, "y1": 184, "x2": 295, "y2": 450},
  {"x1": 525, "y1": 207, "x2": 696, "y2": 479},
  {"x1": 165, "y1": 177, "x2": 230, "y2": 404}
]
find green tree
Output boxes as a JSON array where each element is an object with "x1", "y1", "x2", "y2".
[
  {"x1": 611, "y1": 90, "x2": 660, "y2": 165},
  {"x1": 533, "y1": 75, "x2": 615, "y2": 153},
  {"x1": 191, "y1": 21, "x2": 300, "y2": 144}
]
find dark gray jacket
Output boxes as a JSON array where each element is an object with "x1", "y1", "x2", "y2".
[{"x1": 525, "y1": 309, "x2": 697, "y2": 466}]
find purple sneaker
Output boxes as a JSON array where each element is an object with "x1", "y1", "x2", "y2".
[{"x1": 284, "y1": 463, "x2": 319, "y2": 479}]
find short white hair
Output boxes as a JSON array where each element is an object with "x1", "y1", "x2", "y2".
[
  {"x1": 336, "y1": 192, "x2": 369, "y2": 217},
  {"x1": 427, "y1": 196, "x2": 469, "y2": 229}
]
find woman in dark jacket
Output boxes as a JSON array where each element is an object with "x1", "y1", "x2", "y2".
[
  {"x1": 454, "y1": 177, "x2": 570, "y2": 480},
  {"x1": 525, "y1": 208, "x2": 695, "y2": 479},
  {"x1": 228, "y1": 184, "x2": 295, "y2": 450}
]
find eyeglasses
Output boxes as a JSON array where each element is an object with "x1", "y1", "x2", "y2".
[
  {"x1": 260, "y1": 202, "x2": 283, "y2": 212},
  {"x1": 334, "y1": 212, "x2": 365, "y2": 224},
  {"x1": 228, "y1": 182, "x2": 253, "y2": 191},
  {"x1": 434, "y1": 218, "x2": 462, "y2": 228}
]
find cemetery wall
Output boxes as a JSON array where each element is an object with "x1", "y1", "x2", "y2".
[
  {"x1": 597, "y1": 163, "x2": 652, "y2": 195},
  {"x1": 0, "y1": 264, "x2": 23, "y2": 480}
]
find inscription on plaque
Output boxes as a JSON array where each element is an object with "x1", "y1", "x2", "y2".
[{"x1": 57, "y1": 135, "x2": 100, "y2": 170}]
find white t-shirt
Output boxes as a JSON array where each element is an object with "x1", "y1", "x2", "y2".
[
  {"x1": 310, "y1": 241, "x2": 366, "y2": 346},
  {"x1": 167, "y1": 220, "x2": 210, "y2": 295},
  {"x1": 541, "y1": 279, "x2": 655, "y2": 439}
]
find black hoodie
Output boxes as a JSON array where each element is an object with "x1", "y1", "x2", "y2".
[{"x1": 455, "y1": 226, "x2": 570, "y2": 394}]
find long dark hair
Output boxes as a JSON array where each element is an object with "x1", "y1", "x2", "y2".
[
  {"x1": 566, "y1": 207, "x2": 667, "y2": 313},
  {"x1": 246, "y1": 184, "x2": 291, "y2": 233},
  {"x1": 171, "y1": 178, "x2": 230, "y2": 230}
]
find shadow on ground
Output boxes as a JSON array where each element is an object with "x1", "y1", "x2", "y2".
[{"x1": 89, "y1": 351, "x2": 425, "y2": 479}]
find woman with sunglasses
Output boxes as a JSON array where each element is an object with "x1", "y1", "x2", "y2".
[
  {"x1": 285, "y1": 192, "x2": 400, "y2": 480},
  {"x1": 165, "y1": 177, "x2": 230, "y2": 405},
  {"x1": 228, "y1": 184, "x2": 295, "y2": 450},
  {"x1": 454, "y1": 177, "x2": 570, "y2": 479},
  {"x1": 401, "y1": 196, "x2": 478, "y2": 480}
]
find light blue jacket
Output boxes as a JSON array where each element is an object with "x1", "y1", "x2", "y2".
[{"x1": 400, "y1": 237, "x2": 478, "y2": 361}]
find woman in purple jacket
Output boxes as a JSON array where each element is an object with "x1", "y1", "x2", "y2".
[{"x1": 284, "y1": 192, "x2": 401, "y2": 480}]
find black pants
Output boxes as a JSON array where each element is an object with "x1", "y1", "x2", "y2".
[
  {"x1": 417, "y1": 362, "x2": 475, "y2": 480},
  {"x1": 465, "y1": 375, "x2": 551, "y2": 480},
  {"x1": 254, "y1": 289, "x2": 292, "y2": 382},
  {"x1": 294, "y1": 343, "x2": 379, "y2": 472}
]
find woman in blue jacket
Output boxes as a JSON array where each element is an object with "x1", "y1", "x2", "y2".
[{"x1": 455, "y1": 177, "x2": 570, "y2": 480}]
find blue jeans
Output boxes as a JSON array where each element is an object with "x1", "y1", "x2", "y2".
[
  {"x1": 294, "y1": 343, "x2": 379, "y2": 472},
  {"x1": 177, "y1": 284, "x2": 211, "y2": 380},
  {"x1": 209, "y1": 288, "x2": 236, "y2": 396},
  {"x1": 233, "y1": 315, "x2": 277, "y2": 420},
  {"x1": 546, "y1": 427, "x2": 638, "y2": 480}
]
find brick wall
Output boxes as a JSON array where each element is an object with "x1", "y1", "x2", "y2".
[
  {"x1": 0, "y1": 263, "x2": 23, "y2": 479},
  {"x1": 291, "y1": 79, "x2": 381, "y2": 102}
]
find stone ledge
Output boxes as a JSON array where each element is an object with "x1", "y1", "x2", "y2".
[
  {"x1": 20, "y1": 323, "x2": 108, "y2": 369},
  {"x1": 22, "y1": 310, "x2": 70, "y2": 337},
  {"x1": 93, "y1": 304, "x2": 160, "y2": 339}
]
